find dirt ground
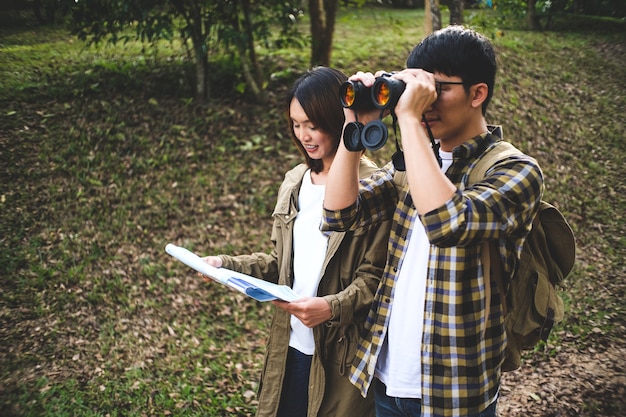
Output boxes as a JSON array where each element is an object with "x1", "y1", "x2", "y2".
[{"x1": 498, "y1": 343, "x2": 626, "y2": 416}]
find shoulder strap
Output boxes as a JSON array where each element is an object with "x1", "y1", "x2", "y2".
[
  {"x1": 468, "y1": 141, "x2": 523, "y2": 185},
  {"x1": 393, "y1": 169, "x2": 408, "y2": 188},
  {"x1": 470, "y1": 140, "x2": 524, "y2": 320}
]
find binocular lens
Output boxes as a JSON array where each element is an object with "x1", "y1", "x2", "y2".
[
  {"x1": 372, "y1": 77, "x2": 405, "y2": 110},
  {"x1": 342, "y1": 84, "x2": 356, "y2": 108},
  {"x1": 374, "y1": 82, "x2": 391, "y2": 108}
]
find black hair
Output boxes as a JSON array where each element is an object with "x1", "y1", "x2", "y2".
[
  {"x1": 286, "y1": 66, "x2": 347, "y2": 173},
  {"x1": 407, "y1": 25, "x2": 496, "y2": 115}
]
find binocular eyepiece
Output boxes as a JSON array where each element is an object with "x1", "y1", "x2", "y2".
[{"x1": 340, "y1": 73, "x2": 406, "y2": 152}]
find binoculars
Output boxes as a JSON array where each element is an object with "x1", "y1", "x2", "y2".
[{"x1": 340, "y1": 73, "x2": 406, "y2": 152}]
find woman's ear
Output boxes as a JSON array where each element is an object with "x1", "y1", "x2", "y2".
[{"x1": 470, "y1": 83, "x2": 489, "y2": 109}]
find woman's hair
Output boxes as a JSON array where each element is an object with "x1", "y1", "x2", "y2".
[
  {"x1": 286, "y1": 66, "x2": 348, "y2": 173},
  {"x1": 407, "y1": 25, "x2": 497, "y2": 115}
]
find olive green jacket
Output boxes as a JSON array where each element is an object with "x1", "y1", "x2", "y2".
[{"x1": 219, "y1": 160, "x2": 390, "y2": 417}]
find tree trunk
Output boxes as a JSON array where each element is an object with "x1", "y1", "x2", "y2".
[
  {"x1": 239, "y1": 0, "x2": 266, "y2": 103},
  {"x1": 237, "y1": 43, "x2": 265, "y2": 103},
  {"x1": 32, "y1": 0, "x2": 45, "y2": 24},
  {"x1": 309, "y1": 0, "x2": 337, "y2": 66},
  {"x1": 176, "y1": 0, "x2": 210, "y2": 100},
  {"x1": 193, "y1": 42, "x2": 208, "y2": 100},
  {"x1": 425, "y1": 0, "x2": 441, "y2": 34},
  {"x1": 449, "y1": 0, "x2": 464, "y2": 25},
  {"x1": 527, "y1": 0, "x2": 542, "y2": 30}
]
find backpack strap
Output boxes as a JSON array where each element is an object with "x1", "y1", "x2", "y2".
[
  {"x1": 393, "y1": 169, "x2": 407, "y2": 188},
  {"x1": 468, "y1": 140, "x2": 525, "y2": 322},
  {"x1": 468, "y1": 140, "x2": 523, "y2": 185}
]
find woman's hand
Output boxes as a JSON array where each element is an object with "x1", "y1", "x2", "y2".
[
  {"x1": 201, "y1": 256, "x2": 222, "y2": 267},
  {"x1": 198, "y1": 256, "x2": 222, "y2": 280},
  {"x1": 272, "y1": 297, "x2": 333, "y2": 328}
]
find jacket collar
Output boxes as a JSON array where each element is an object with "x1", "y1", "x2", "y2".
[{"x1": 451, "y1": 124, "x2": 503, "y2": 162}]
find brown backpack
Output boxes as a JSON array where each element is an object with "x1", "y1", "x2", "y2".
[{"x1": 469, "y1": 139, "x2": 576, "y2": 371}]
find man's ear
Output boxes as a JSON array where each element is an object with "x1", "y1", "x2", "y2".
[{"x1": 470, "y1": 83, "x2": 489, "y2": 109}]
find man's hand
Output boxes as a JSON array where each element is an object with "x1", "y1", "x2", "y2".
[
  {"x1": 391, "y1": 68, "x2": 437, "y2": 122},
  {"x1": 343, "y1": 70, "x2": 383, "y2": 127},
  {"x1": 272, "y1": 297, "x2": 333, "y2": 328}
]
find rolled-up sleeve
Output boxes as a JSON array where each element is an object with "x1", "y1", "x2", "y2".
[
  {"x1": 322, "y1": 162, "x2": 399, "y2": 233},
  {"x1": 422, "y1": 155, "x2": 544, "y2": 248}
]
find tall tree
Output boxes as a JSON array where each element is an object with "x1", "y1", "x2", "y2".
[
  {"x1": 425, "y1": 0, "x2": 441, "y2": 34},
  {"x1": 449, "y1": 0, "x2": 464, "y2": 25},
  {"x1": 309, "y1": 0, "x2": 338, "y2": 66},
  {"x1": 527, "y1": 0, "x2": 541, "y2": 30}
]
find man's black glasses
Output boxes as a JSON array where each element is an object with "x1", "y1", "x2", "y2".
[{"x1": 435, "y1": 81, "x2": 464, "y2": 96}]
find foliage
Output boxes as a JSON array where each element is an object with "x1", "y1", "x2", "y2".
[
  {"x1": 1, "y1": 6, "x2": 626, "y2": 417},
  {"x1": 67, "y1": 0, "x2": 305, "y2": 100},
  {"x1": 494, "y1": 0, "x2": 626, "y2": 27}
]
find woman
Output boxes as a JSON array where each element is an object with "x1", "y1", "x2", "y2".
[{"x1": 202, "y1": 67, "x2": 390, "y2": 417}]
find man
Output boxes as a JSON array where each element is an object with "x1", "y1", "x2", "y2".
[{"x1": 322, "y1": 26, "x2": 544, "y2": 417}]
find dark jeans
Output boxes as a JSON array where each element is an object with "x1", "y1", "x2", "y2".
[
  {"x1": 373, "y1": 378, "x2": 498, "y2": 417},
  {"x1": 276, "y1": 346, "x2": 313, "y2": 417}
]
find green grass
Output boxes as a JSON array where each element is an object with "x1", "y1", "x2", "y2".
[{"x1": 1, "y1": 4, "x2": 625, "y2": 416}]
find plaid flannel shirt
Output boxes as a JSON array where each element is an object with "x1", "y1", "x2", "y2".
[{"x1": 321, "y1": 132, "x2": 544, "y2": 417}]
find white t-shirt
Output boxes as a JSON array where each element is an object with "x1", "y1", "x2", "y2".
[
  {"x1": 289, "y1": 170, "x2": 328, "y2": 355},
  {"x1": 374, "y1": 148, "x2": 453, "y2": 397}
]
